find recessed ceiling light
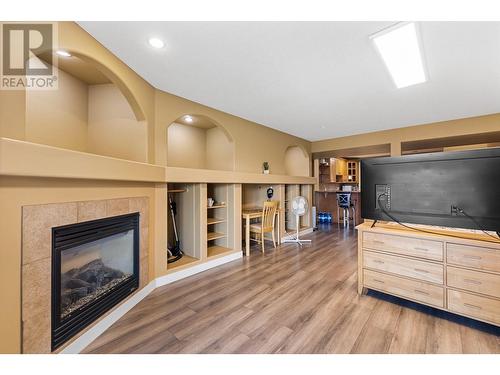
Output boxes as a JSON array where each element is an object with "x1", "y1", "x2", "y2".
[
  {"x1": 148, "y1": 37, "x2": 165, "y2": 49},
  {"x1": 371, "y1": 22, "x2": 427, "y2": 88},
  {"x1": 56, "y1": 50, "x2": 71, "y2": 57},
  {"x1": 184, "y1": 115, "x2": 193, "y2": 123}
]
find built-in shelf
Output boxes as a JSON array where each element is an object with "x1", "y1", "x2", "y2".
[
  {"x1": 207, "y1": 217, "x2": 226, "y2": 225},
  {"x1": 168, "y1": 189, "x2": 186, "y2": 193},
  {"x1": 167, "y1": 254, "x2": 199, "y2": 271},
  {"x1": 207, "y1": 245, "x2": 235, "y2": 258},
  {"x1": 207, "y1": 232, "x2": 226, "y2": 241},
  {"x1": 207, "y1": 204, "x2": 226, "y2": 209}
]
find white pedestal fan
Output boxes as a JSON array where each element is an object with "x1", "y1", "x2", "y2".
[{"x1": 283, "y1": 195, "x2": 312, "y2": 246}]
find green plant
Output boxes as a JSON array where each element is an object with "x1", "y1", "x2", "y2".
[{"x1": 263, "y1": 161, "x2": 269, "y2": 170}]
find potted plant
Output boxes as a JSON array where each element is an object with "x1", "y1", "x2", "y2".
[{"x1": 263, "y1": 161, "x2": 270, "y2": 174}]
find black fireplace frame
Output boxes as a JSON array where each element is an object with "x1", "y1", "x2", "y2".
[{"x1": 51, "y1": 213, "x2": 140, "y2": 351}]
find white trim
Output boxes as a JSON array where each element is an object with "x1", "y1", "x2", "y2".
[
  {"x1": 155, "y1": 251, "x2": 242, "y2": 287},
  {"x1": 59, "y1": 251, "x2": 242, "y2": 353}
]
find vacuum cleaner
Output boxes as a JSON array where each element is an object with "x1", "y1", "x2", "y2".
[{"x1": 167, "y1": 194, "x2": 183, "y2": 263}]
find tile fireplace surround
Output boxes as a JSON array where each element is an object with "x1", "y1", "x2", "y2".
[{"x1": 21, "y1": 197, "x2": 149, "y2": 353}]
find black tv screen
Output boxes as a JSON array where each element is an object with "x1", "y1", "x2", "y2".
[{"x1": 361, "y1": 148, "x2": 500, "y2": 232}]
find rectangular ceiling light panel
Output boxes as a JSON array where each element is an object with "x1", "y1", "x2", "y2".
[{"x1": 371, "y1": 22, "x2": 427, "y2": 88}]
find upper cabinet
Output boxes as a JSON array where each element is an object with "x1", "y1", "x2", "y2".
[{"x1": 315, "y1": 158, "x2": 360, "y2": 190}]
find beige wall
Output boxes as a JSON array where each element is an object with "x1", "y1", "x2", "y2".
[
  {"x1": 205, "y1": 126, "x2": 234, "y2": 171},
  {"x1": 155, "y1": 90, "x2": 311, "y2": 173},
  {"x1": 87, "y1": 84, "x2": 148, "y2": 162},
  {"x1": 312, "y1": 113, "x2": 500, "y2": 156},
  {"x1": 0, "y1": 90, "x2": 26, "y2": 140},
  {"x1": 25, "y1": 68, "x2": 88, "y2": 152},
  {"x1": 284, "y1": 145, "x2": 310, "y2": 176},
  {"x1": 167, "y1": 123, "x2": 207, "y2": 169}
]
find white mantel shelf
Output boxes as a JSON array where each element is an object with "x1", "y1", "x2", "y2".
[{"x1": 0, "y1": 138, "x2": 315, "y2": 185}]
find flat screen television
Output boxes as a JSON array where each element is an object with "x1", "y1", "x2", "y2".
[{"x1": 361, "y1": 148, "x2": 500, "y2": 233}]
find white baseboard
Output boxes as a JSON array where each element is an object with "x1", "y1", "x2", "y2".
[
  {"x1": 60, "y1": 251, "x2": 242, "y2": 353},
  {"x1": 281, "y1": 227, "x2": 314, "y2": 241},
  {"x1": 155, "y1": 251, "x2": 242, "y2": 287}
]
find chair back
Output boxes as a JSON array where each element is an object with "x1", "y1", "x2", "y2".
[
  {"x1": 261, "y1": 201, "x2": 278, "y2": 231},
  {"x1": 336, "y1": 192, "x2": 351, "y2": 209}
]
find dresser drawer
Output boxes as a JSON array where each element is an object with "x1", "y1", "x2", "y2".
[
  {"x1": 447, "y1": 266, "x2": 500, "y2": 299},
  {"x1": 447, "y1": 289, "x2": 500, "y2": 326},
  {"x1": 364, "y1": 269, "x2": 444, "y2": 308},
  {"x1": 447, "y1": 243, "x2": 500, "y2": 273},
  {"x1": 364, "y1": 250, "x2": 444, "y2": 284},
  {"x1": 363, "y1": 232, "x2": 443, "y2": 261}
]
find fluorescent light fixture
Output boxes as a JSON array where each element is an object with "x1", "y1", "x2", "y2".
[
  {"x1": 56, "y1": 50, "x2": 71, "y2": 57},
  {"x1": 371, "y1": 22, "x2": 427, "y2": 88},
  {"x1": 184, "y1": 115, "x2": 193, "y2": 123},
  {"x1": 148, "y1": 37, "x2": 165, "y2": 49}
]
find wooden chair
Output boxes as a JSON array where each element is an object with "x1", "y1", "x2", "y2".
[{"x1": 249, "y1": 201, "x2": 279, "y2": 253}]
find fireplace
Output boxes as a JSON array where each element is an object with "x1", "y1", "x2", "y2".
[{"x1": 51, "y1": 213, "x2": 140, "y2": 350}]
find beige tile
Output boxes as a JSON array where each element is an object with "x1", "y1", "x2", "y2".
[
  {"x1": 140, "y1": 226, "x2": 149, "y2": 259},
  {"x1": 22, "y1": 203, "x2": 78, "y2": 265},
  {"x1": 106, "y1": 198, "x2": 129, "y2": 217},
  {"x1": 23, "y1": 310, "x2": 50, "y2": 353},
  {"x1": 22, "y1": 258, "x2": 50, "y2": 320},
  {"x1": 77, "y1": 200, "x2": 106, "y2": 222},
  {"x1": 129, "y1": 197, "x2": 149, "y2": 228}
]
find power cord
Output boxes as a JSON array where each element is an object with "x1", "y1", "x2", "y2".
[
  {"x1": 376, "y1": 193, "x2": 500, "y2": 243},
  {"x1": 453, "y1": 206, "x2": 500, "y2": 242}
]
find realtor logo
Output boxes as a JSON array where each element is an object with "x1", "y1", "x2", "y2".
[{"x1": 1, "y1": 22, "x2": 58, "y2": 90}]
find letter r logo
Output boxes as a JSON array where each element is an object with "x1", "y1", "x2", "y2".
[{"x1": 2, "y1": 23, "x2": 53, "y2": 76}]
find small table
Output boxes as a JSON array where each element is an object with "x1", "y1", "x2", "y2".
[{"x1": 242, "y1": 207, "x2": 281, "y2": 257}]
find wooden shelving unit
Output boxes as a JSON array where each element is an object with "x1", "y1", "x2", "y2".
[
  {"x1": 166, "y1": 183, "x2": 202, "y2": 271},
  {"x1": 206, "y1": 183, "x2": 236, "y2": 259},
  {"x1": 207, "y1": 231, "x2": 226, "y2": 241}
]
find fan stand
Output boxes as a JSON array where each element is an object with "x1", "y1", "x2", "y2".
[{"x1": 283, "y1": 214, "x2": 312, "y2": 246}]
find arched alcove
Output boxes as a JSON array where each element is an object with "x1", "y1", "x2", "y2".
[
  {"x1": 284, "y1": 145, "x2": 310, "y2": 176},
  {"x1": 167, "y1": 115, "x2": 235, "y2": 171},
  {"x1": 24, "y1": 50, "x2": 148, "y2": 162}
]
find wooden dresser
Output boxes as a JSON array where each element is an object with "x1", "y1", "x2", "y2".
[{"x1": 357, "y1": 222, "x2": 500, "y2": 327}]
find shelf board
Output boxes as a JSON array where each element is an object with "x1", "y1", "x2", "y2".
[
  {"x1": 207, "y1": 245, "x2": 236, "y2": 258},
  {"x1": 168, "y1": 189, "x2": 186, "y2": 193},
  {"x1": 207, "y1": 232, "x2": 226, "y2": 241},
  {"x1": 207, "y1": 217, "x2": 226, "y2": 225},
  {"x1": 207, "y1": 205, "x2": 226, "y2": 209},
  {"x1": 168, "y1": 254, "x2": 199, "y2": 270}
]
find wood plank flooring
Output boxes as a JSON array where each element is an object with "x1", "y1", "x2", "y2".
[{"x1": 84, "y1": 226, "x2": 500, "y2": 354}]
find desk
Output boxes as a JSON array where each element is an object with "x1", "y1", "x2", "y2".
[{"x1": 242, "y1": 207, "x2": 282, "y2": 256}]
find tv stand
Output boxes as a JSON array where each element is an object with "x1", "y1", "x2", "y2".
[{"x1": 357, "y1": 221, "x2": 500, "y2": 327}]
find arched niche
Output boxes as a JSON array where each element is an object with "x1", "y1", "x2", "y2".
[
  {"x1": 24, "y1": 50, "x2": 148, "y2": 162},
  {"x1": 167, "y1": 115, "x2": 235, "y2": 171},
  {"x1": 284, "y1": 145, "x2": 310, "y2": 176}
]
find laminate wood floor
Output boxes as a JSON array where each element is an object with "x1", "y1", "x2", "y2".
[{"x1": 84, "y1": 226, "x2": 500, "y2": 354}]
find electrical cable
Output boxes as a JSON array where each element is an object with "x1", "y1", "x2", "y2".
[
  {"x1": 376, "y1": 193, "x2": 500, "y2": 243},
  {"x1": 455, "y1": 207, "x2": 500, "y2": 242}
]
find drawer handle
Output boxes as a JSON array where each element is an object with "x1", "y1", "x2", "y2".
[
  {"x1": 414, "y1": 247, "x2": 429, "y2": 251},
  {"x1": 464, "y1": 303, "x2": 482, "y2": 310},
  {"x1": 414, "y1": 289, "x2": 430, "y2": 296},
  {"x1": 464, "y1": 255, "x2": 482, "y2": 260},
  {"x1": 373, "y1": 260, "x2": 385, "y2": 264},
  {"x1": 373, "y1": 279, "x2": 385, "y2": 284},
  {"x1": 414, "y1": 268, "x2": 430, "y2": 274},
  {"x1": 464, "y1": 278, "x2": 482, "y2": 285},
  {"x1": 373, "y1": 240, "x2": 385, "y2": 245}
]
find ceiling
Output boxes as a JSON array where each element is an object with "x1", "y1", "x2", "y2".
[{"x1": 78, "y1": 22, "x2": 500, "y2": 141}]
